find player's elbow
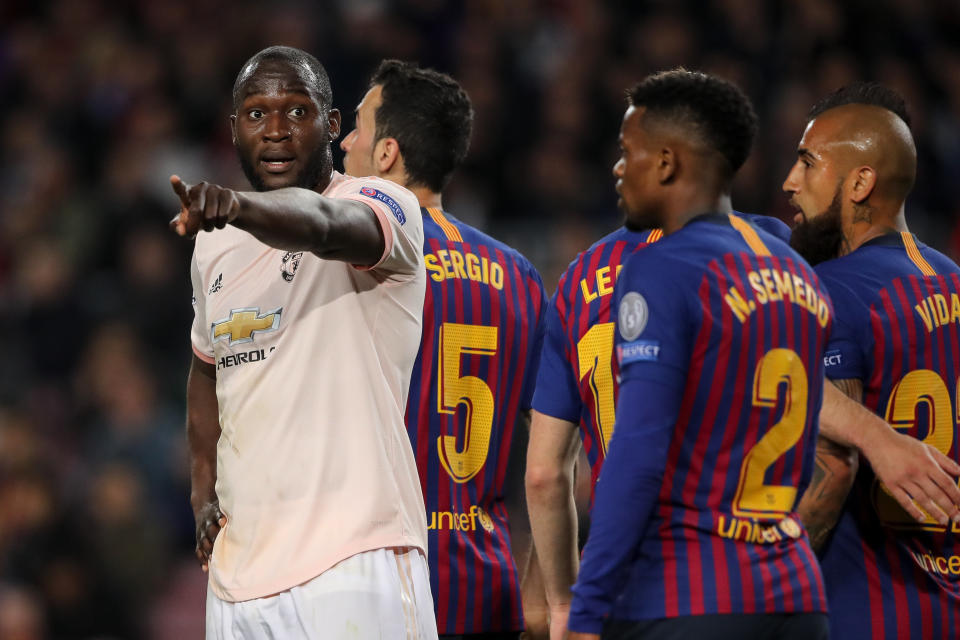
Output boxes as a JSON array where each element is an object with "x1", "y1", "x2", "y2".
[{"x1": 526, "y1": 461, "x2": 573, "y2": 506}]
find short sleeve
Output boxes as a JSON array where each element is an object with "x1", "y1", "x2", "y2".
[
  {"x1": 613, "y1": 253, "x2": 692, "y2": 389},
  {"x1": 190, "y1": 248, "x2": 215, "y2": 364},
  {"x1": 531, "y1": 290, "x2": 582, "y2": 422},
  {"x1": 334, "y1": 178, "x2": 424, "y2": 280},
  {"x1": 816, "y1": 269, "x2": 867, "y2": 381},
  {"x1": 520, "y1": 268, "x2": 549, "y2": 411}
]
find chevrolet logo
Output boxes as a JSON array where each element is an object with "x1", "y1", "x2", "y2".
[{"x1": 211, "y1": 307, "x2": 282, "y2": 345}]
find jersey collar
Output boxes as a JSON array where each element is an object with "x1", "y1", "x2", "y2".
[
  {"x1": 859, "y1": 231, "x2": 919, "y2": 249},
  {"x1": 684, "y1": 212, "x2": 735, "y2": 228}
]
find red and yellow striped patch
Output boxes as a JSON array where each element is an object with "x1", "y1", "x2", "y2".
[
  {"x1": 427, "y1": 208, "x2": 463, "y2": 242},
  {"x1": 902, "y1": 232, "x2": 936, "y2": 277},
  {"x1": 729, "y1": 215, "x2": 771, "y2": 257}
]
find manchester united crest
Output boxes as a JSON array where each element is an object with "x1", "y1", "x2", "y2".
[{"x1": 281, "y1": 251, "x2": 302, "y2": 282}]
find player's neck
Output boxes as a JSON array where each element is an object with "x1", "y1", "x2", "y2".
[
  {"x1": 311, "y1": 167, "x2": 335, "y2": 194},
  {"x1": 663, "y1": 191, "x2": 732, "y2": 235},
  {"x1": 844, "y1": 207, "x2": 909, "y2": 254},
  {"x1": 407, "y1": 185, "x2": 443, "y2": 210}
]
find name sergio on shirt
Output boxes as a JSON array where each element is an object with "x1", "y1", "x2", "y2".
[
  {"x1": 723, "y1": 267, "x2": 830, "y2": 327},
  {"x1": 425, "y1": 249, "x2": 504, "y2": 290}
]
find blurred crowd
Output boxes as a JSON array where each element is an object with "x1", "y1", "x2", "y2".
[{"x1": 1, "y1": 0, "x2": 959, "y2": 636}]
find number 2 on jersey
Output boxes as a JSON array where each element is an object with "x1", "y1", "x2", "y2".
[
  {"x1": 437, "y1": 322, "x2": 498, "y2": 483},
  {"x1": 577, "y1": 322, "x2": 617, "y2": 454},
  {"x1": 734, "y1": 348, "x2": 809, "y2": 519},
  {"x1": 874, "y1": 369, "x2": 958, "y2": 531}
]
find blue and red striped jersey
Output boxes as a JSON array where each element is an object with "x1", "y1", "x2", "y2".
[
  {"x1": 569, "y1": 214, "x2": 830, "y2": 632},
  {"x1": 532, "y1": 225, "x2": 661, "y2": 492},
  {"x1": 405, "y1": 207, "x2": 547, "y2": 634},
  {"x1": 816, "y1": 232, "x2": 960, "y2": 640},
  {"x1": 532, "y1": 213, "x2": 791, "y2": 497}
]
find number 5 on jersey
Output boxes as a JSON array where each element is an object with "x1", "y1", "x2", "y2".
[{"x1": 437, "y1": 322, "x2": 498, "y2": 483}]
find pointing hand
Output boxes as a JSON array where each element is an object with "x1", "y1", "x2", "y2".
[{"x1": 169, "y1": 175, "x2": 242, "y2": 237}]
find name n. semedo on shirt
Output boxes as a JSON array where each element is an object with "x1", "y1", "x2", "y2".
[{"x1": 723, "y1": 266, "x2": 830, "y2": 328}]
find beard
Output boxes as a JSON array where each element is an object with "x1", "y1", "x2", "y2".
[
  {"x1": 790, "y1": 188, "x2": 844, "y2": 266},
  {"x1": 238, "y1": 144, "x2": 332, "y2": 192}
]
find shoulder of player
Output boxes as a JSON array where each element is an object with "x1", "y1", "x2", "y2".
[
  {"x1": 921, "y1": 244, "x2": 960, "y2": 276},
  {"x1": 554, "y1": 226, "x2": 645, "y2": 282},
  {"x1": 426, "y1": 213, "x2": 542, "y2": 279},
  {"x1": 812, "y1": 251, "x2": 872, "y2": 285},
  {"x1": 809, "y1": 257, "x2": 873, "y2": 315},
  {"x1": 734, "y1": 211, "x2": 792, "y2": 243},
  {"x1": 331, "y1": 175, "x2": 421, "y2": 217},
  {"x1": 616, "y1": 239, "x2": 693, "y2": 291}
]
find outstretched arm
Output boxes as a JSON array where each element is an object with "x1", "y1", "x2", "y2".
[
  {"x1": 169, "y1": 176, "x2": 385, "y2": 266},
  {"x1": 187, "y1": 354, "x2": 223, "y2": 572},
  {"x1": 818, "y1": 379, "x2": 960, "y2": 525}
]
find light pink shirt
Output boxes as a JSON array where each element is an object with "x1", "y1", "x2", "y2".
[{"x1": 190, "y1": 172, "x2": 427, "y2": 601}]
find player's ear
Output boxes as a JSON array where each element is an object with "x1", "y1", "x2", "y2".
[
  {"x1": 327, "y1": 108, "x2": 341, "y2": 141},
  {"x1": 657, "y1": 147, "x2": 677, "y2": 184},
  {"x1": 375, "y1": 137, "x2": 401, "y2": 174},
  {"x1": 850, "y1": 166, "x2": 876, "y2": 204},
  {"x1": 229, "y1": 114, "x2": 238, "y2": 146}
]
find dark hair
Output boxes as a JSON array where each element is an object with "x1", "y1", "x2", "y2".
[
  {"x1": 627, "y1": 69, "x2": 758, "y2": 175},
  {"x1": 369, "y1": 60, "x2": 473, "y2": 193},
  {"x1": 808, "y1": 81, "x2": 911, "y2": 127},
  {"x1": 233, "y1": 46, "x2": 332, "y2": 111}
]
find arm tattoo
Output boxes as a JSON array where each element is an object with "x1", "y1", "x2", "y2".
[
  {"x1": 799, "y1": 378, "x2": 863, "y2": 552},
  {"x1": 799, "y1": 437, "x2": 858, "y2": 552}
]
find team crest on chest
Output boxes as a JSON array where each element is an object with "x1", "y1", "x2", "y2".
[{"x1": 281, "y1": 252, "x2": 302, "y2": 282}]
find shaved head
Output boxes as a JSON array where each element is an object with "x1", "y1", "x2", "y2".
[
  {"x1": 809, "y1": 103, "x2": 916, "y2": 203},
  {"x1": 233, "y1": 46, "x2": 332, "y2": 112},
  {"x1": 784, "y1": 82, "x2": 918, "y2": 263}
]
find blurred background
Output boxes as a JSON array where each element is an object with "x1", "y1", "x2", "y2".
[{"x1": 1, "y1": 0, "x2": 959, "y2": 636}]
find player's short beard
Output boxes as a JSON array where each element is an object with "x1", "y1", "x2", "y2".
[
  {"x1": 790, "y1": 187, "x2": 845, "y2": 266},
  {"x1": 239, "y1": 144, "x2": 332, "y2": 192}
]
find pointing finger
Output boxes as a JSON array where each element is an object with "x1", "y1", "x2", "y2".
[{"x1": 170, "y1": 175, "x2": 191, "y2": 209}]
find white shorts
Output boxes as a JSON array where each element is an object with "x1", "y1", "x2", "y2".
[{"x1": 205, "y1": 547, "x2": 438, "y2": 640}]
